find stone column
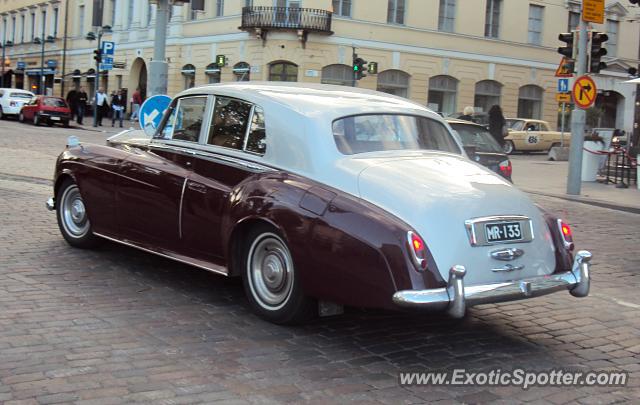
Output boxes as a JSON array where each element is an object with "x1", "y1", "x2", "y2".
[
  {"x1": 168, "y1": 4, "x2": 183, "y2": 38},
  {"x1": 112, "y1": 0, "x2": 124, "y2": 31}
]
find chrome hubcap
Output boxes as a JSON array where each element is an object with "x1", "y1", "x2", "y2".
[
  {"x1": 248, "y1": 233, "x2": 294, "y2": 310},
  {"x1": 61, "y1": 185, "x2": 90, "y2": 237}
]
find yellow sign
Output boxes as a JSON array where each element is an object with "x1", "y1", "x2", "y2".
[
  {"x1": 555, "y1": 57, "x2": 574, "y2": 78},
  {"x1": 583, "y1": 0, "x2": 604, "y2": 24},
  {"x1": 556, "y1": 93, "x2": 572, "y2": 103},
  {"x1": 572, "y1": 75, "x2": 597, "y2": 109}
]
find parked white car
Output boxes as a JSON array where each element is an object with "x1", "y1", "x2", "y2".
[{"x1": 0, "y1": 88, "x2": 35, "y2": 119}]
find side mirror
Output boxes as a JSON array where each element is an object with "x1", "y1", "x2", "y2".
[{"x1": 463, "y1": 145, "x2": 478, "y2": 160}]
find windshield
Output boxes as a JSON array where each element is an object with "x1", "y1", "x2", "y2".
[
  {"x1": 43, "y1": 97, "x2": 67, "y2": 107},
  {"x1": 506, "y1": 119, "x2": 525, "y2": 131},
  {"x1": 450, "y1": 123, "x2": 503, "y2": 153},
  {"x1": 10, "y1": 92, "x2": 33, "y2": 99},
  {"x1": 332, "y1": 114, "x2": 460, "y2": 155}
]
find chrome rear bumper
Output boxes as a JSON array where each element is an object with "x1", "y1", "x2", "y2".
[{"x1": 392, "y1": 250, "x2": 592, "y2": 318}]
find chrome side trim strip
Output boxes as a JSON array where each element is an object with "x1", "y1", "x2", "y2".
[
  {"x1": 93, "y1": 232, "x2": 228, "y2": 276},
  {"x1": 178, "y1": 178, "x2": 188, "y2": 239}
]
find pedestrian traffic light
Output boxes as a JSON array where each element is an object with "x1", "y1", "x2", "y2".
[
  {"x1": 589, "y1": 32, "x2": 608, "y2": 74},
  {"x1": 93, "y1": 49, "x2": 102, "y2": 63},
  {"x1": 367, "y1": 62, "x2": 378, "y2": 75},
  {"x1": 557, "y1": 32, "x2": 576, "y2": 60},
  {"x1": 353, "y1": 57, "x2": 367, "y2": 80},
  {"x1": 216, "y1": 55, "x2": 226, "y2": 67}
]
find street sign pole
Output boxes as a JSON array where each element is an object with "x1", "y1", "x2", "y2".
[
  {"x1": 567, "y1": 19, "x2": 589, "y2": 195},
  {"x1": 148, "y1": 0, "x2": 169, "y2": 96},
  {"x1": 560, "y1": 102, "x2": 566, "y2": 147}
]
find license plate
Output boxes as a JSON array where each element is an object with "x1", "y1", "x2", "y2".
[
  {"x1": 485, "y1": 222, "x2": 523, "y2": 243},
  {"x1": 51, "y1": 117, "x2": 60, "y2": 121}
]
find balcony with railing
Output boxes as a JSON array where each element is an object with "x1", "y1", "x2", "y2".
[{"x1": 240, "y1": 6, "x2": 333, "y2": 46}]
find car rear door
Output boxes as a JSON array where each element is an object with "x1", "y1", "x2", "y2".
[{"x1": 116, "y1": 95, "x2": 208, "y2": 253}]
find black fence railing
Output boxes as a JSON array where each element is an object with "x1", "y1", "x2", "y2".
[{"x1": 240, "y1": 6, "x2": 333, "y2": 34}]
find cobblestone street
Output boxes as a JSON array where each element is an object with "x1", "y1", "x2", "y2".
[{"x1": 0, "y1": 119, "x2": 639, "y2": 404}]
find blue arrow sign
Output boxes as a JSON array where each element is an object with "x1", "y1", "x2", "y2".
[
  {"x1": 558, "y1": 78, "x2": 569, "y2": 93},
  {"x1": 139, "y1": 94, "x2": 171, "y2": 133}
]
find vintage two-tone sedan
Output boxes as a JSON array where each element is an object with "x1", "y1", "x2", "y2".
[{"x1": 47, "y1": 83, "x2": 591, "y2": 324}]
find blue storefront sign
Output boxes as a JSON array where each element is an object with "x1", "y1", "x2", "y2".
[
  {"x1": 16, "y1": 61, "x2": 26, "y2": 70},
  {"x1": 47, "y1": 60, "x2": 57, "y2": 68}
]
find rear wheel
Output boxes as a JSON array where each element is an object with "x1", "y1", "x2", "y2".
[
  {"x1": 503, "y1": 140, "x2": 515, "y2": 154},
  {"x1": 47, "y1": 121, "x2": 54, "y2": 127},
  {"x1": 19, "y1": 112, "x2": 25, "y2": 123},
  {"x1": 56, "y1": 179, "x2": 99, "y2": 248},
  {"x1": 0, "y1": 107, "x2": 4, "y2": 120},
  {"x1": 242, "y1": 225, "x2": 315, "y2": 324}
]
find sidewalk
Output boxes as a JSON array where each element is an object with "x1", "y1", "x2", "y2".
[
  {"x1": 70, "y1": 119, "x2": 140, "y2": 134},
  {"x1": 511, "y1": 155, "x2": 640, "y2": 213}
]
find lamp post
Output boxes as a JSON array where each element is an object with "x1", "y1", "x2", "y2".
[
  {"x1": 86, "y1": 25, "x2": 111, "y2": 127},
  {"x1": 0, "y1": 40, "x2": 14, "y2": 88},
  {"x1": 34, "y1": 35, "x2": 56, "y2": 95}
]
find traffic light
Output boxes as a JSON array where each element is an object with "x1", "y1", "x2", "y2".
[
  {"x1": 557, "y1": 32, "x2": 576, "y2": 60},
  {"x1": 367, "y1": 62, "x2": 378, "y2": 75},
  {"x1": 589, "y1": 32, "x2": 608, "y2": 74},
  {"x1": 215, "y1": 54, "x2": 226, "y2": 67},
  {"x1": 353, "y1": 56, "x2": 367, "y2": 80},
  {"x1": 93, "y1": 49, "x2": 102, "y2": 63}
]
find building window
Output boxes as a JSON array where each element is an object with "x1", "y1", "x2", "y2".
[
  {"x1": 485, "y1": 0, "x2": 501, "y2": 38},
  {"x1": 181, "y1": 64, "x2": 196, "y2": 89},
  {"x1": 428, "y1": 75, "x2": 458, "y2": 115},
  {"x1": 11, "y1": 16, "x2": 16, "y2": 42},
  {"x1": 332, "y1": 0, "x2": 351, "y2": 17},
  {"x1": 269, "y1": 61, "x2": 298, "y2": 82},
  {"x1": 20, "y1": 15, "x2": 25, "y2": 43},
  {"x1": 607, "y1": 19, "x2": 618, "y2": 58},
  {"x1": 377, "y1": 69, "x2": 410, "y2": 98},
  {"x1": 41, "y1": 10, "x2": 47, "y2": 37},
  {"x1": 215, "y1": 0, "x2": 224, "y2": 17},
  {"x1": 321, "y1": 64, "x2": 352, "y2": 86},
  {"x1": 528, "y1": 5, "x2": 543, "y2": 45},
  {"x1": 52, "y1": 8, "x2": 58, "y2": 37},
  {"x1": 127, "y1": 0, "x2": 134, "y2": 28},
  {"x1": 233, "y1": 62, "x2": 250, "y2": 81},
  {"x1": 438, "y1": 0, "x2": 455, "y2": 33},
  {"x1": 568, "y1": 11, "x2": 579, "y2": 31},
  {"x1": 518, "y1": 85, "x2": 543, "y2": 119},
  {"x1": 30, "y1": 13, "x2": 35, "y2": 41},
  {"x1": 112, "y1": 0, "x2": 118, "y2": 27},
  {"x1": 387, "y1": 0, "x2": 405, "y2": 25},
  {"x1": 245, "y1": 0, "x2": 253, "y2": 7},
  {"x1": 205, "y1": 63, "x2": 221, "y2": 84},
  {"x1": 474, "y1": 80, "x2": 502, "y2": 113},
  {"x1": 78, "y1": 6, "x2": 85, "y2": 36}
]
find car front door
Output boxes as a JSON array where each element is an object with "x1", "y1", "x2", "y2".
[
  {"x1": 180, "y1": 97, "x2": 267, "y2": 264},
  {"x1": 22, "y1": 97, "x2": 38, "y2": 120},
  {"x1": 116, "y1": 95, "x2": 208, "y2": 253}
]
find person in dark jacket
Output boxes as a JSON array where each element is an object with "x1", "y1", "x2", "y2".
[
  {"x1": 76, "y1": 87, "x2": 88, "y2": 125},
  {"x1": 66, "y1": 88, "x2": 77, "y2": 121},
  {"x1": 111, "y1": 89, "x2": 126, "y2": 128},
  {"x1": 488, "y1": 105, "x2": 506, "y2": 146}
]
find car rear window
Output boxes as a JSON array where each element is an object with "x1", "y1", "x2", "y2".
[
  {"x1": 10, "y1": 92, "x2": 33, "y2": 99},
  {"x1": 450, "y1": 123, "x2": 503, "y2": 153},
  {"x1": 332, "y1": 114, "x2": 460, "y2": 155},
  {"x1": 43, "y1": 98, "x2": 66, "y2": 107}
]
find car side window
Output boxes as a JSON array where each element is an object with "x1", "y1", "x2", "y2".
[
  {"x1": 245, "y1": 106, "x2": 266, "y2": 155},
  {"x1": 160, "y1": 96, "x2": 207, "y2": 142},
  {"x1": 207, "y1": 97, "x2": 252, "y2": 150},
  {"x1": 541, "y1": 123, "x2": 550, "y2": 132}
]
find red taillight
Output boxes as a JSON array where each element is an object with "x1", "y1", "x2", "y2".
[
  {"x1": 557, "y1": 219, "x2": 574, "y2": 251},
  {"x1": 499, "y1": 160, "x2": 512, "y2": 178},
  {"x1": 407, "y1": 231, "x2": 428, "y2": 272}
]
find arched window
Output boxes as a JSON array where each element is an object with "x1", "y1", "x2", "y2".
[
  {"x1": 269, "y1": 61, "x2": 298, "y2": 82},
  {"x1": 181, "y1": 64, "x2": 196, "y2": 89},
  {"x1": 518, "y1": 85, "x2": 543, "y2": 119},
  {"x1": 321, "y1": 64, "x2": 352, "y2": 86},
  {"x1": 205, "y1": 63, "x2": 221, "y2": 84},
  {"x1": 377, "y1": 69, "x2": 410, "y2": 98},
  {"x1": 428, "y1": 75, "x2": 458, "y2": 115},
  {"x1": 474, "y1": 80, "x2": 502, "y2": 113},
  {"x1": 233, "y1": 62, "x2": 250, "y2": 81}
]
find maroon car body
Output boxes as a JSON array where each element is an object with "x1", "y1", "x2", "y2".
[{"x1": 20, "y1": 95, "x2": 71, "y2": 127}]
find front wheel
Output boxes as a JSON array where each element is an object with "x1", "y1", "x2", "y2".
[
  {"x1": 242, "y1": 225, "x2": 315, "y2": 324},
  {"x1": 503, "y1": 140, "x2": 515, "y2": 154},
  {"x1": 0, "y1": 107, "x2": 4, "y2": 120},
  {"x1": 18, "y1": 112, "x2": 25, "y2": 122},
  {"x1": 56, "y1": 179, "x2": 99, "y2": 248},
  {"x1": 33, "y1": 113, "x2": 41, "y2": 126}
]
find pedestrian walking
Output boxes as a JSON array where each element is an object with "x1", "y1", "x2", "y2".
[
  {"x1": 76, "y1": 87, "x2": 88, "y2": 125},
  {"x1": 130, "y1": 87, "x2": 142, "y2": 121},
  {"x1": 111, "y1": 89, "x2": 126, "y2": 128},
  {"x1": 66, "y1": 88, "x2": 77, "y2": 121},
  {"x1": 488, "y1": 105, "x2": 506, "y2": 147},
  {"x1": 95, "y1": 88, "x2": 109, "y2": 126}
]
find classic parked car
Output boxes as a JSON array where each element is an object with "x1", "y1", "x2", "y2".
[
  {"x1": 19, "y1": 95, "x2": 71, "y2": 127},
  {"x1": 47, "y1": 83, "x2": 591, "y2": 324},
  {"x1": 503, "y1": 118, "x2": 570, "y2": 154},
  {"x1": 0, "y1": 88, "x2": 35, "y2": 119},
  {"x1": 446, "y1": 119, "x2": 512, "y2": 181}
]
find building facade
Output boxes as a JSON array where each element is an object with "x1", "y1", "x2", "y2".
[{"x1": 1, "y1": 0, "x2": 639, "y2": 131}]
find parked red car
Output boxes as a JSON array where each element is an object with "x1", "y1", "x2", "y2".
[{"x1": 19, "y1": 96, "x2": 71, "y2": 127}]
